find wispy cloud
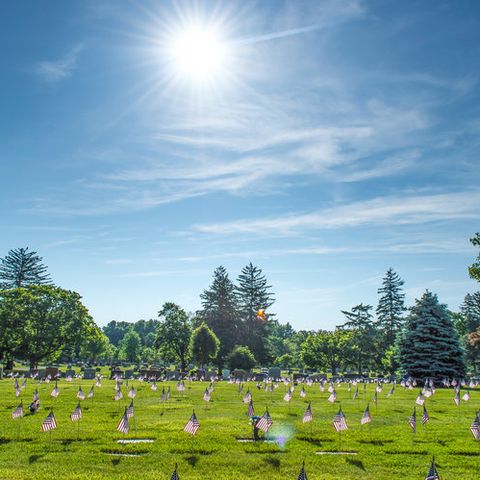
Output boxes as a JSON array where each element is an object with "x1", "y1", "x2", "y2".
[
  {"x1": 32, "y1": 44, "x2": 83, "y2": 83},
  {"x1": 193, "y1": 191, "x2": 480, "y2": 236}
]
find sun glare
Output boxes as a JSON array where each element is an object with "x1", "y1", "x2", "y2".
[{"x1": 169, "y1": 25, "x2": 228, "y2": 83}]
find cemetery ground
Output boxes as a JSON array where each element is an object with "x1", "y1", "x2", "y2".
[{"x1": 0, "y1": 371, "x2": 478, "y2": 479}]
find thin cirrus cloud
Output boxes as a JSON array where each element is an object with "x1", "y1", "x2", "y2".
[
  {"x1": 193, "y1": 191, "x2": 480, "y2": 236},
  {"x1": 32, "y1": 44, "x2": 83, "y2": 83}
]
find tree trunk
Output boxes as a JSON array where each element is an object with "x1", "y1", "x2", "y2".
[{"x1": 5, "y1": 358, "x2": 14, "y2": 371}]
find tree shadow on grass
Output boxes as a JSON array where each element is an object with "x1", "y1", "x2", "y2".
[
  {"x1": 346, "y1": 458, "x2": 366, "y2": 471},
  {"x1": 186, "y1": 455, "x2": 199, "y2": 467},
  {"x1": 264, "y1": 456, "x2": 281, "y2": 470},
  {"x1": 29, "y1": 455, "x2": 44, "y2": 464},
  {"x1": 0, "y1": 438, "x2": 11, "y2": 445},
  {"x1": 358, "y1": 439, "x2": 393, "y2": 446}
]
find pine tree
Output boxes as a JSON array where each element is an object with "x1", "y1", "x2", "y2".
[
  {"x1": 235, "y1": 263, "x2": 275, "y2": 365},
  {"x1": 399, "y1": 291, "x2": 466, "y2": 380},
  {"x1": 199, "y1": 266, "x2": 241, "y2": 371},
  {"x1": 338, "y1": 303, "x2": 377, "y2": 374},
  {"x1": 460, "y1": 292, "x2": 480, "y2": 374},
  {"x1": 0, "y1": 247, "x2": 52, "y2": 289},
  {"x1": 376, "y1": 268, "x2": 406, "y2": 347},
  {"x1": 461, "y1": 292, "x2": 480, "y2": 333}
]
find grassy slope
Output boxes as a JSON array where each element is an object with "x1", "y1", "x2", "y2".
[{"x1": 0, "y1": 375, "x2": 479, "y2": 479}]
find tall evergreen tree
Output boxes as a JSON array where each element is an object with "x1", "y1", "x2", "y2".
[
  {"x1": 338, "y1": 303, "x2": 378, "y2": 374},
  {"x1": 376, "y1": 268, "x2": 406, "y2": 347},
  {"x1": 461, "y1": 292, "x2": 480, "y2": 333},
  {"x1": 460, "y1": 292, "x2": 480, "y2": 374},
  {"x1": 199, "y1": 266, "x2": 241, "y2": 371},
  {"x1": 0, "y1": 247, "x2": 52, "y2": 289},
  {"x1": 399, "y1": 291, "x2": 466, "y2": 380},
  {"x1": 235, "y1": 263, "x2": 275, "y2": 365}
]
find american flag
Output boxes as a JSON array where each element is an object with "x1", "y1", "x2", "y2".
[
  {"x1": 203, "y1": 388, "x2": 211, "y2": 402},
  {"x1": 21, "y1": 379, "x2": 27, "y2": 390},
  {"x1": 422, "y1": 405, "x2": 429, "y2": 425},
  {"x1": 416, "y1": 392, "x2": 425, "y2": 406},
  {"x1": 167, "y1": 386, "x2": 171, "y2": 400},
  {"x1": 87, "y1": 386, "x2": 94, "y2": 399},
  {"x1": 353, "y1": 386, "x2": 359, "y2": 399},
  {"x1": 408, "y1": 407, "x2": 417, "y2": 433},
  {"x1": 327, "y1": 389, "x2": 337, "y2": 403},
  {"x1": 171, "y1": 463, "x2": 180, "y2": 480},
  {"x1": 333, "y1": 408, "x2": 347, "y2": 432},
  {"x1": 247, "y1": 400, "x2": 255, "y2": 417},
  {"x1": 256, "y1": 409, "x2": 273, "y2": 433},
  {"x1": 42, "y1": 411, "x2": 57, "y2": 432},
  {"x1": 303, "y1": 403, "x2": 313, "y2": 423},
  {"x1": 284, "y1": 389, "x2": 293, "y2": 402},
  {"x1": 12, "y1": 401, "x2": 24, "y2": 419},
  {"x1": 33, "y1": 389, "x2": 39, "y2": 402},
  {"x1": 128, "y1": 386, "x2": 137, "y2": 399},
  {"x1": 387, "y1": 385, "x2": 395, "y2": 397},
  {"x1": 151, "y1": 381, "x2": 158, "y2": 392},
  {"x1": 470, "y1": 413, "x2": 480, "y2": 440},
  {"x1": 372, "y1": 392, "x2": 378, "y2": 405},
  {"x1": 117, "y1": 408, "x2": 129, "y2": 434},
  {"x1": 51, "y1": 382, "x2": 60, "y2": 398},
  {"x1": 70, "y1": 403, "x2": 82, "y2": 421},
  {"x1": 300, "y1": 386, "x2": 306, "y2": 398},
  {"x1": 376, "y1": 384, "x2": 382, "y2": 393},
  {"x1": 114, "y1": 389, "x2": 123, "y2": 401},
  {"x1": 77, "y1": 387, "x2": 85, "y2": 400},
  {"x1": 177, "y1": 381, "x2": 186, "y2": 392},
  {"x1": 462, "y1": 390, "x2": 470, "y2": 401},
  {"x1": 297, "y1": 461, "x2": 308, "y2": 480},
  {"x1": 95, "y1": 378, "x2": 102, "y2": 388},
  {"x1": 361, "y1": 405, "x2": 372, "y2": 425},
  {"x1": 66, "y1": 375, "x2": 73, "y2": 382},
  {"x1": 425, "y1": 456, "x2": 440, "y2": 480},
  {"x1": 15, "y1": 387, "x2": 21, "y2": 397},
  {"x1": 127, "y1": 400, "x2": 134, "y2": 418},
  {"x1": 161, "y1": 387, "x2": 167, "y2": 403},
  {"x1": 454, "y1": 391, "x2": 460, "y2": 406},
  {"x1": 184, "y1": 411, "x2": 200, "y2": 435}
]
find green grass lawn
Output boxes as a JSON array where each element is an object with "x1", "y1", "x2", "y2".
[{"x1": 0, "y1": 375, "x2": 478, "y2": 479}]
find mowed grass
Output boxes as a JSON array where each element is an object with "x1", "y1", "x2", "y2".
[{"x1": 0, "y1": 375, "x2": 479, "y2": 479}]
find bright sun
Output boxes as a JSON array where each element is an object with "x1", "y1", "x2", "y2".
[{"x1": 169, "y1": 25, "x2": 228, "y2": 83}]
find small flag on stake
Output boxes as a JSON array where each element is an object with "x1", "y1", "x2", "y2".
[
  {"x1": 70, "y1": 402, "x2": 82, "y2": 421},
  {"x1": 425, "y1": 456, "x2": 440, "y2": 480},
  {"x1": 184, "y1": 411, "x2": 200, "y2": 435},
  {"x1": 170, "y1": 463, "x2": 180, "y2": 480},
  {"x1": 303, "y1": 403, "x2": 313, "y2": 423},
  {"x1": 333, "y1": 408, "x2": 347, "y2": 432},
  {"x1": 361, "y1": 405, "x2": 372, "y2": 425},
  {"x1": 77, "y1": 387, "x2": 85, "y2": 401},
  {"x1": 422, "y1": 405, "x2": 429, "y2": 425},
  {"x1": 247, "y1": 399, "x2": 255, "y2": 417},
  {"x1": 297, "y1": 461, "x2": 308, "y2": 480},
  {"x1": 256, "y1": 408, "x2": 273, "y2": 432},
  {"x1": 12, "y1": 401, "x2": 24, "y2": 419},
  {"x1": 117, "y1": 408, "x2": 129, "y2": 434},
  {"x1": 408, "y1": 407, "x2": 417, "y2": 433},
  {"x1": 470, "y1": 412, "x2": 480, "y2": 440},
  {"x1": 41, "y1": 411, "x2": 57, "y2": 432}
]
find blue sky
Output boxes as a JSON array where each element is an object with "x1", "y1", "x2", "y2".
[{"x1": 1, "y1": 0, "x2": 479, "y2": 330}]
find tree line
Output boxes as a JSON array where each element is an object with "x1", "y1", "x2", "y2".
[{"x1": 0, "y1": 235, "x2": 479, "y2": 379}]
